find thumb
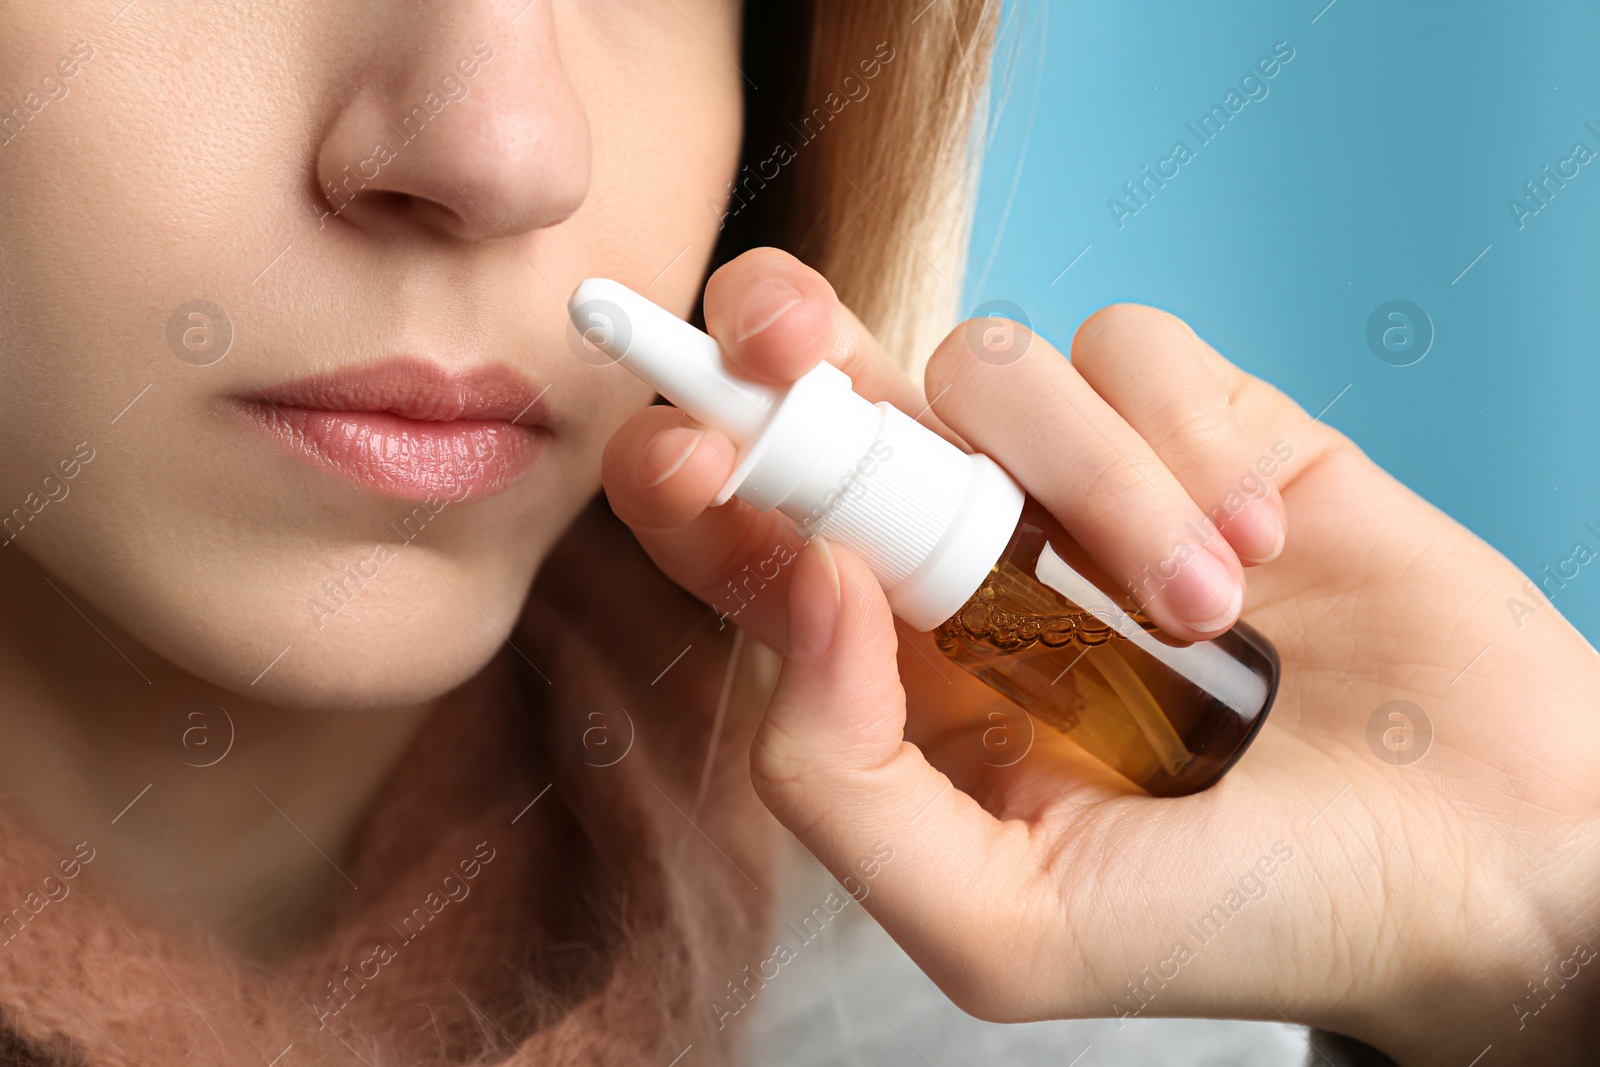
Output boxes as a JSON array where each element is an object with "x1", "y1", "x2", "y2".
[
  {"x1": 751, "y1": 538, "x2": 1038, "y2": 1013},
  {"x1": 753, "y1": 534, "x2": 911, "y2": 789}
]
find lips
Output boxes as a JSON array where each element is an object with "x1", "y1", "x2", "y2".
[{"x1": 242, "y1": 358, "x2": 550, "y2": 501}]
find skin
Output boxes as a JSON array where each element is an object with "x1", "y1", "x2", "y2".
[
  {"x1": 605, "y1": 248, "x2": 1600, "y2": 1064},
  {"x1": 0, "y1": 0, "x2": 740, "y2": 953}
]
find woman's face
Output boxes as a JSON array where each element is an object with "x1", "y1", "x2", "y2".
[{"x1": 0, "y1": 0, "x2": 742, "y2": 709}]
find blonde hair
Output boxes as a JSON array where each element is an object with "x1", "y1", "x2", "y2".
[{"x1": 713, "y1": 0, "x2": 1003, "y2": 378}]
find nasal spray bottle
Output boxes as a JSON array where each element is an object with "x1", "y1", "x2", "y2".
[{"x1": 569, "y1": 280, "x2": 1278, "y2": 796}]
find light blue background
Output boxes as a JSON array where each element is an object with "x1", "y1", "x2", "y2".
[{"x1": 965, "y1": 0, "x2": 1600, "y2": 644}]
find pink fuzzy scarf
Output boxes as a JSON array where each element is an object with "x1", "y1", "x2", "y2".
[{"x1": 0, "y1": 500, "x2": 777, "y2": 1065}]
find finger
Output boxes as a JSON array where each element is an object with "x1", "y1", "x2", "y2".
[
  {"x1": 924, "y1": 325, "x2": 1246, "y2": 641},
  {"x1": 1060, "y1": 304, "x2": 1352, "y2": 515},
  {"x1": 602, "y1": 404, "x2": 740, "y2": 531},
  {"x1": 1070, "y1": 305, "x2": 1286, "y2": 565},
  {"x1": 702, "y1": 247, "x2": 939, "y2": 425},
  {"x1": 751, "y1": 537, "x2": 1048, "y2": 1011},
  {"x1": 601, "y1": 405, "x2": 803, "y2": 644}
]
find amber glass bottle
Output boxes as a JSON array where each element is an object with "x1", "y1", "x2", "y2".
[
  {"x1": 933, "y1": 497, "x2": 1278, "y2": 797},
  {"x1": 569, "y1": 279, "x2": 1280, "y2": 798}
]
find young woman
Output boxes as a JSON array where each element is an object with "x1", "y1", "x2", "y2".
[{"x1": 1, "y1": 2, "x2": 1596, "y2": 1065}]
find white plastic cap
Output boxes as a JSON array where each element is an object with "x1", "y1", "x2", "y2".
[{"x1": 568, "y1": 279, "x2": 1025, "y2": 632}]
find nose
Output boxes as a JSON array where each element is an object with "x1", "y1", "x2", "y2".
[{"x1": 312, "y1": 2, "x2": 591, "y2": 242}]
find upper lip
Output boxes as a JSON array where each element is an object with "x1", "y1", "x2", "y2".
[{"x1": 251, "y1": 357, "x2": 550, "y2": 425}]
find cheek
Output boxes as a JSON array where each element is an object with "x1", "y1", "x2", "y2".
[
  {"x1": 558, "y1": 2, "x2": 743, "y2": 313},
  {"x1": 0, "y1": 3, "x2": 305, "y2": 494}
]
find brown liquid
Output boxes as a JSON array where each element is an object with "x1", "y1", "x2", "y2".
[{"x1": 933, "y1": 497, "x2": 1278, "y2": 796}]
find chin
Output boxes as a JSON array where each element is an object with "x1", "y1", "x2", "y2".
[
  {"x1": 237, "y1": 551, "x2": 549, "y2": 710},
  {"x1": 41, "y1": 537, "x2": 546, "y2": 713},
  {"x1": 236, "y1": 604, "x2": 519, "y2": 713}
]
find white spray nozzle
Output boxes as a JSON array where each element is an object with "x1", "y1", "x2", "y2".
[
  {"x1": 565, "y1": 278, "x2": 1026, "y2": 632},
  {"x1": 568, "y1": 278, "x2": 777, "y2": 441}
]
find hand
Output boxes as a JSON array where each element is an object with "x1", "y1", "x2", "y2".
[{"x1": 601, "y1": 248, "x2": 1600, "y2": 1065}]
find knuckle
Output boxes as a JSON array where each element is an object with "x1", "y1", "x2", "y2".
[
  {"x1": 748, "y1": 721, "x2": 796, "y2": 802},
  {"x1": 1076, "y1": 455, "x2": 1166, "y2": 519},
  {"x1": 748, "y1": 717, "x2": 827, "y2": 825},
  {"x1": 1162, "y1": 402, "x2": 1243, "y2": 459}
]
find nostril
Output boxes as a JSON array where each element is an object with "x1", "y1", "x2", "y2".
[
  {"x1": 317, "y1": 185, "x2": 477, "y2": 239},
  {"x1": 398, "y1": 192, "x2": 475, "y2": 237}
]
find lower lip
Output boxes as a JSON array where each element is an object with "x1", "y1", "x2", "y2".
[{"x1": 244, "y1": 404, "x2": 544, "y2": 501}]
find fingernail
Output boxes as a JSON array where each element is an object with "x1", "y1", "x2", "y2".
[
  {"x1": 640, "y1": 426, "x2": 703, "y2": 488},
  {"x1": 1229, "y1": 496, "x2": 1286, "y2": 564},
  {"x1": 787, "y1": 537, "x2": 841, "y2": 662},
  {"x1": 1162, "y1": 543, "x2": 1242, "y2": 633},
  {"x1": 735, "y1": 278, "x2": 803, "y2": 343}
]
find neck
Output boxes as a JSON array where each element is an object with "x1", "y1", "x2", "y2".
[{"x1": 0, "y1": 547, "x2": 450, "y2": 960}]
